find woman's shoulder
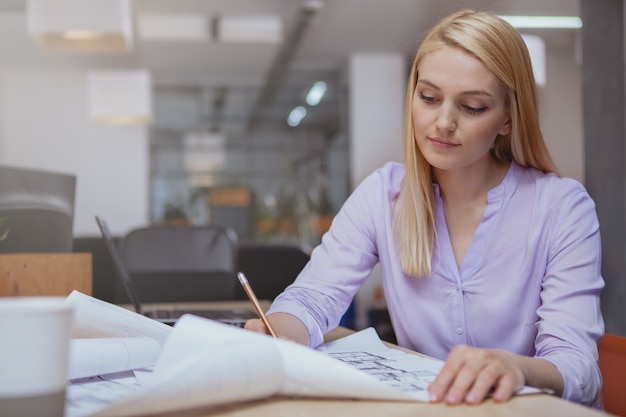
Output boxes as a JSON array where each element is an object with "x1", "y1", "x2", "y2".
[
  {"x1": 513, "y1": 163, "x2": 593, "y2": 207},
  {"x1": 511, "y1": 164, "x2": 599, "y2": 233},
  {"x1": 357, "y1": 161, "x2": 405, "y2": 197}
]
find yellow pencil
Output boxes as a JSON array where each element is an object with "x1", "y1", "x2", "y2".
[{"x1": 236, "y1": 272, "x2": 278, "y2": 338}]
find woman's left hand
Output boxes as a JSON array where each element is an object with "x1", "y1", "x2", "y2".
[{"x1": 428, "y1": 344, "x2": 526, "y2": 404}]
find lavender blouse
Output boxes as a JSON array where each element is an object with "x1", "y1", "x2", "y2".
[{"x1": 268, "y1": 161, "x2": 604, "y2": 405}]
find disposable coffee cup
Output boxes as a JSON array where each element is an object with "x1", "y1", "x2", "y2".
[{"x1": 0, "y1": 297, "x2": 73, "y2": 417}]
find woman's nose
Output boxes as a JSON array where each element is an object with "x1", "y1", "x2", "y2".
[{"x1": 436, "y1": 104, "x2": 457, "y2": 132}]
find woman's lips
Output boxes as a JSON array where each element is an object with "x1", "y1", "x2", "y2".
[{"x1": 429, "y1": 137, "x2": 459, "y2": 149}]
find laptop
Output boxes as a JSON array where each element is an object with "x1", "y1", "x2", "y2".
[{"x1": 95, "y1": 216, "x2": 258, "y2": 327}]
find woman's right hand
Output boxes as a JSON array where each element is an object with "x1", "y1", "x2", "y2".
[
  {"x1": 243, "y1": 318, "x2": 269, "y2": 335},
  {"x1": 242, "y1": 313, "x2": 310, "y2": 346}
]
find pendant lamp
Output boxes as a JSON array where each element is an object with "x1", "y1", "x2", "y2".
[
  {"x1": 27, "y1": 0, "x2": 133, "y2": 54},
  {"x1": 87, "y1": 70, "x2": 153, "y2": 126}
]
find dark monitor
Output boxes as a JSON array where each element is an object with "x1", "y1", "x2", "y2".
[{"x1": 0, "y1": 165, "x2": 76, "y2": 253}]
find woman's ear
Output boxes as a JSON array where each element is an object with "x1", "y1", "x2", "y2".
[{"x1": 499, "y1": 116, "x2": 512, "y2": 136}]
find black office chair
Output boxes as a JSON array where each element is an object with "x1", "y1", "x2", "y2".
[
  {"x1": 73, "y1": 236, "x2": 121, "y2": 303},
  {"x1": 235, "y1": 242, "x2": 311, "y2": 301},
  {"x1": 116, "y1": 224, "x2": 239, "y2": 303}
]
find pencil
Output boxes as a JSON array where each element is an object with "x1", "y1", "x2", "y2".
[{"x1": 236, "y1": 272, "x2": 278, "y2": 338}]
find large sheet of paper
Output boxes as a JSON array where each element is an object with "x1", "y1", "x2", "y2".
[
  {"x1": 62, "y1": 292, "x2": 547, "y2": 417},
  {"x1": 65, "y1": 291, "x2": 172, "y2": 346},
  {"x1": 89, "y1": 315, "x2": 411, "y2": 417}
]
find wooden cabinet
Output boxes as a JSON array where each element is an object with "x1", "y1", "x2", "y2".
[{"x1": 0, "y1": 253, "x2": 92, "y2": 297}]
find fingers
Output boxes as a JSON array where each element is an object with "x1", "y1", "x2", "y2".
[
  {"x1": 243, "y1": 318, "x2": 269, "y2": 334},
  {"x1": 428, "y1": 346, "x2": 523, "y2": 405},
  {"x1": 429, "y1": 345, "x2": 485, "y2": 404},
  {"x1": 491, "y1": 371, "x2": 519, "y2": 402},
  {"x1": 243, "y1": 318, "x2": 296, "y2": 342},
  {"x1": 428, "y1": 346, "x2": 464, "y2": 403},
  {"x1": 463, "y1": 361, "x2": 503, "y2": 404}
]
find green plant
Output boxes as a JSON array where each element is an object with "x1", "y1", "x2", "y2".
[
  {"x1": 163, "y1": 203, "x2": 188, "y2": 222},
  {"x1": 0, "y1": 216, "x2": 9, "y2": 241}
]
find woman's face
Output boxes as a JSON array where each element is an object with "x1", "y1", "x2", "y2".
[{"x1": 412, "y1": 46, "x2": 511, "y2": 173}]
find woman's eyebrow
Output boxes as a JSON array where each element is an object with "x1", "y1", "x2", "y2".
[
  {"x1": 417, "y1": 79, "x2": 440, "y2": 90},
  {"x1": 417, "y1": 79, "x2": 493, "y2": 97}
]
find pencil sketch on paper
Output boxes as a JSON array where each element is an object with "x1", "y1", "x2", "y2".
[
  {"x1": 327, "y1": 351, "x2": 438, "y2": 392},
  {"x1": 65, "y1": 371, "x2": 141, "y2": 417}
]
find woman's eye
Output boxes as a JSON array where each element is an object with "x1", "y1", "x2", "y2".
[
  {"x1": 463, "y1": 105, "x2": 487, "y2": 114},
  {"x1": 419, "y1": 92, "x2": 437, "y2": 103}
]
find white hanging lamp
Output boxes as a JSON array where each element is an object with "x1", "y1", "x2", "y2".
[
  {"x1": 27, "y1": 0, "x2": 133, "y2": 54},
  {"x1": 87, "y1": 70, "x2": 153, "y2": 126}
]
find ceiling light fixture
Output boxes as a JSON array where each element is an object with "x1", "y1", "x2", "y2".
[
  {"x1": 138, "y1": 15, "x2": 211, "y2": 42},
  {"x1": 498, "y1": 15, "x2": 583, "y2": 29},
  {"x1": 87, "y1": 70, "x2": 153, "y2": 126},
  {"x1": 306, "y1": 81, "x2": 327, "y2": 106},
  {"x1": 61, "y1": 31, "x2": 105, "y2": 41},
  {"x1": 217, "y1": 15, "x2": 283, "y2": 43},
  {"x1": 26, "y1": 0, "x2": 133, "y2": 53},
  {"x1": 287, "y1": 106, "x2": 307, "y2": 127}
]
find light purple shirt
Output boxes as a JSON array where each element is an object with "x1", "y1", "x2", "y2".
[{"x1": 268, "y1": 161, "x2": 604, "y2": 405}]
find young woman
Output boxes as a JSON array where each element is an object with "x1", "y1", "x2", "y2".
[{"x1": 245, "y1": 9, "x2": 604, "y2": 406}]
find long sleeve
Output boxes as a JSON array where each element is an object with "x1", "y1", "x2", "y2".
[
  {"x1": 532, "y1": 181, "x2": 604, "y2": 404},
  {"x1": 267, "y1": 165, "x2": 395, "y2": 347}
]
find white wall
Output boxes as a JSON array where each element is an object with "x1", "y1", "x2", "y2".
[
  {"x1": 348, "y1": 53, "x2": 405, "y2": 329},
  {"x1": 349, "y1": 54, "x2": 405, "y2": 187},
  {"x1": 541, "y1": 47, "x2": 584, "y2": 183},
  {"x1": 0, "y1": 69, "x2": 149, "y2": 236}
]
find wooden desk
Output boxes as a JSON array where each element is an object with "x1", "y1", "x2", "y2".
[{"x1": 148, "y1": 394, "x2": 608, "y2": 417}]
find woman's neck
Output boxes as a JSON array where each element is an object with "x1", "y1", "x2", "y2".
[{"x1": 433, "y1": 158, "x2": 510, "y2": 205}]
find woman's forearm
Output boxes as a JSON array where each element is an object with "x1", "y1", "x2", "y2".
[
  {"x1": 513, "y1": 353, "x2": 564, "y2": 397},
  {"x1": 267, "y1": 312, "x2": 310, "y2": 345}
]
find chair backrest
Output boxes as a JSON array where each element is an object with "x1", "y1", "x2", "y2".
[
  {"x1": 0, "y1": 165, "x2": 76, "y2": 253},
  {"x1": 235, "y1": 242, "x2": 310, "y2": 301},
  {"x1": 598, "y1": 333, "x2": 626, "y2": 416},
  {"x1": 117, "y1": 225, "x2": 239, "y2": 303}
]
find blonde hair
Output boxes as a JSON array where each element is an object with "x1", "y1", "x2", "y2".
[{"x1": 394, "y1": 9, "x2": 558, "y2": 277}]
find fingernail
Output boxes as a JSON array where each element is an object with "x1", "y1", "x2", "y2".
[
  {"x1": 465, "y1": 392, "x2": 477, "y2": 403},
  {"x1": 446, "y1": 393, "x2": 459, "y2": 404},
  {"x1": 493, "y1": 392, "x2": 505, "y2": 402},
  {"x1": 429, "y1": 390, "x2": 440, "y2": 402}
]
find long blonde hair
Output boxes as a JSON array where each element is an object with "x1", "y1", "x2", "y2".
[{"x1": 394, "y1": 10, "x2": 558, "y2": 277}]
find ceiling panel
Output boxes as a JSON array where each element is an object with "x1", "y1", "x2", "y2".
[{"x1": 0, "y1": 0, "x2": 582, "y2": 137}]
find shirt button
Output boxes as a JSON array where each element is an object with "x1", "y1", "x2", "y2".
[{"x1": 456, "y1": 327, "x2": 463, "y2": 335}]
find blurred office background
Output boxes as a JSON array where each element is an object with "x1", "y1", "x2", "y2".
[{"x1": 0, "y1": 0, "x2": 623, "y2": 334}]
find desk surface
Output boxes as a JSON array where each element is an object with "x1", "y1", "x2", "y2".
[
  {"x1": 132, "y1": 324, "x2": 608, "y2": 417},
  {"x1": 144, "y1": 394, "x2": 607, "y2": 417},
  {"x1": 145, "y1": 395, "x2": 606, "y2": 417}
]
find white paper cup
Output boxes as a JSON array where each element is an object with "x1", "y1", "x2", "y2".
[{"x1": 0, "y1": 297, "x2": 73, "y2": 417}]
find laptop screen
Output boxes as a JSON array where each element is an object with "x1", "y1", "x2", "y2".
[{"x1": 95, "y1": 216, "x2": 144, "y2": 314}]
